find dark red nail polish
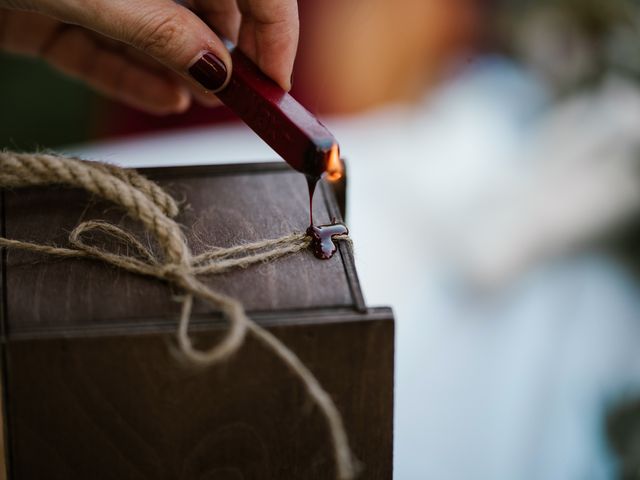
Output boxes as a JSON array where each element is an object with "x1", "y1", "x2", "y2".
[{"x1": 189, "y1": 52, "x2": 228, "y2": 91}]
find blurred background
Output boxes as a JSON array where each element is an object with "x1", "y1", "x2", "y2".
[{"x1": 4, "y1": 0, "x2": 640, "y2": 478}]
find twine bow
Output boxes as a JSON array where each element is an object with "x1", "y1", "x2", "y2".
[{"x1": 0, "y1": 151, "x2": 356, "y2": 479}]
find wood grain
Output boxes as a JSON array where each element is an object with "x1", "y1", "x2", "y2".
[
  {"x1": 0, "y1": 163, "x2": 394, "y2": 479},
  {"x1": 3, "y1": 164, "x2": 354, "y2": 336},
  {"x1": 7, "y1": 311, "x2": 393, "y2": 480}
]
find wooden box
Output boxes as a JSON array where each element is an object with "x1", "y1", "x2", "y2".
[{"x1": 0, "y1": 163, "x2": 394, "y2": 479}]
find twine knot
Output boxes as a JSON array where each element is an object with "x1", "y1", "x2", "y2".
[{"x1": 158, "y1": 262, "x2": 189, "y2": 279}]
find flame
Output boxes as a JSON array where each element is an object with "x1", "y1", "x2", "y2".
[{"x1": 325, "y1": 144, "x2": 343, "y2": 182}]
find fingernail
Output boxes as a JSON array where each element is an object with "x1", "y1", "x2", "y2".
[{"x1": 188, "y1": 52, "x2": 228, "y2": 91}]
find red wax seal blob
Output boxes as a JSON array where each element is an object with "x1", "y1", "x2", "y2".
[{"x1": 306, "y1": 223, "x2": 348, "y2": 260}]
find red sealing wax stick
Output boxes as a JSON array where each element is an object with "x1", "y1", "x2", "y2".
[{"x1": 216, "y1": 42, "x2": 338, "y2": 178}]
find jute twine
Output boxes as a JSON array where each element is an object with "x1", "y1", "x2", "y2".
[{"x1": 0, "y1": 151, "x2": 356, "y2": 479}]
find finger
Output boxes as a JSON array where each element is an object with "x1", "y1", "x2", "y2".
[
  {"x1": 43, "y1": 26, "x2": 191, "y2": 115},
  {"x1": 196, "y1": 0, "x2": 241, "y2": 42},
  {"x1": 119, "y1": 41, "x2": 179, "y2": 75},
  {"x1": 0, "y1": 9, "x2": 59, "y2": 55},
  {"x1": 31, "y1": 0, "x2": 233, "y2": 93},
  {"x1": 116, "y1": 43, "x2": 220, "y2": 108},
  {"x1": 163, "y1": 66, "x2": 221, "y2": 108},
  {"x1": 236, "y1": 0, "x2": 298, "y2": 90},
  {"x1": 187, "y1": 81, "x2": 221, "y2": 107}
]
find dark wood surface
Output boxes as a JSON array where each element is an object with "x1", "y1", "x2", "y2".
[
  {"x1": 2, "y1": 163, "x2": 359, "y2": 337},
  {"x1": 7, "y1": 312, "x2": 393, "y2": 480},
  {"x1": 0, "y1": 163, "x2": 394, "y2": 479}
]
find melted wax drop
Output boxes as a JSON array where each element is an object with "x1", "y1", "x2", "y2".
[
  {"x1": 306, "y1": 175, "x2": 348, "y2": 260},
  {"x1": 307, "y1": 223, "x2": 349, "y2": 260}
]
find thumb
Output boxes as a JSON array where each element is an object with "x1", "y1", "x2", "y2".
[{"x1": 36, "y1": 0, "x2": 232, "y2": 92}]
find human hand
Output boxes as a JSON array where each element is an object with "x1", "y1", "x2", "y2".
[{"x1": 0, "y1": 0, "x2": 298, "y2": 114}]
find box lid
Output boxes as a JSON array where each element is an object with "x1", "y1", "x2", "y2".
[{"x1": 1, "y1": 163, "x2": 365, "y2": 338}]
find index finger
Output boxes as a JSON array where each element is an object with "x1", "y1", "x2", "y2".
[{"x1": 236, "y1": 0, "x2": 299, "y2": 91}]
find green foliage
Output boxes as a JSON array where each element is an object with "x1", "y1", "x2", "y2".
[{"x1": 0, "y1": 53, "x2": 98, "y2": 150}]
